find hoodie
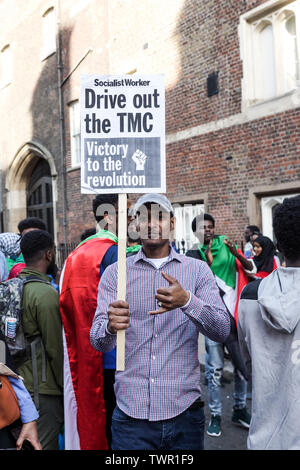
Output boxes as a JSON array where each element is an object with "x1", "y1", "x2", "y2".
[{"x1": 238, "y1": 267, "x2": 300, "y2": 450}]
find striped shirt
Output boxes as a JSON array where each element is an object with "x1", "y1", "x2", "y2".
[{"x1": 90, "y1": 247, "x2": 230, "y2": 421}]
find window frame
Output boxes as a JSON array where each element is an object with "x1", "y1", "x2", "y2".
[
  {"x1": 41, "y1": 7, "x2": 56, "y2": 61},
  {"x1": 173, "y1": 201, "x2": 204, "y2": 253},
  {"x1": 261, "y1": 192, "x2": 300, "y2": 241},
  {"x1": 239, "y1": 0, "x2": 300, "y2": 114},
  {"x1": 0, "y1": 44, "x2": 12, "y2": 89},
  {"x1": 69, "y1": 100, "x2": 81, "y2": 168}
]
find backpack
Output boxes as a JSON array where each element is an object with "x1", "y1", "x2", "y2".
[
  {"x1": 0, "y1": 369, "x2": 21, "y2": 430},
  {"x1": 0, "y1": 275, "x2": 51, "y2": 408}
]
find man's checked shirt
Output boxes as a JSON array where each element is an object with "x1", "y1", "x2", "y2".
[{"x1": 90, "y1": 247, "x2": 230, "y2": 421}]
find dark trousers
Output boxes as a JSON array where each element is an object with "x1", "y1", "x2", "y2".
[
  {"x1": 37, "y1": 394, "x2": 64, "y2": 450},
  {"x1": 103, "y1": 369, "x2": 116, "y2": 449},
  {"x1": 0, "y1": 426, "x2": 17, "y2": 449},
  {"x1": 111, "y1": 400, "x2": 205, "y2": 450}
]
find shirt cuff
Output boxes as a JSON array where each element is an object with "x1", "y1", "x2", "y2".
[
  {"x1": 181, "y1": 292, "x2": 205, "y2": 323},
  {"x1": 105, "y1": 323, "x2": 117, "y2": 336},
  {"x1": 181, "y1": 290, "x2": 192, "y2": 310}
]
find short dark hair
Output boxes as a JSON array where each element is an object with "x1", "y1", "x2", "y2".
[
  {"x1": 191, "y1": 215, "x2": 202, "y2": 233},
  {"x1": 191, "y1": 213, "x2": 215, "y2": 233},
  {"x1": 246, "y1": 225, "x2": 260, "y2": 234},
  {"x1": 18, "y1": 217, "x2": 46, "y2": 234},
  {"x1": 204, "y1": 213, "x2": 215, "y2": 227},
  {"x1": 80, "y1": 228, "x2": 96, "y2": 241},
  {"x1": 273, "y1": 195, "x2": 300, "y2": 260},
  {"x1": 20, "y1": 230, "x2": 54, "y2": 263},
  {"x1": 92, "y1": 194, "x2": 118, "y2": 223}
]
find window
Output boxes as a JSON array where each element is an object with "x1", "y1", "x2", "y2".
[
  {"x1": 261, "y1": 193, "x2": 300, "y2": 241},
  {"x1": 69, "y1": 100, "x2": 81, "y2": 167},
  {"x1": 42, "y1": 7, "x2": 56, "y2": 59},
  {"x1": 27, "y1": 160, "x2": 54, "y2": 237},
  {"x1": 283, "y1": 14, "x2": 300, "y2": 90},
  {"x1": 1, "y1": 45, "x2": 11, "y2": 88},
  {"x1": 173, "y1": 203, "x2": 204, "y2": 253},
  {"x1": 259, "y1": 22, "x2": 276, "y2": 100},
  {"x1": 240, "y1": 0, "x2": 300, "y2": 108}
]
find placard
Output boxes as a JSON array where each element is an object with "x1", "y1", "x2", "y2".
[{"x1": 80, "y1": 74, "x2": 165, "y2": 194}]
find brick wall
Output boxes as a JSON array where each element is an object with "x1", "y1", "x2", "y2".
[
  {"x1": 167, "y1": 107, "x2": 300, "y2": 241},
  {"x1": 1, "y1": 0, "x2": 299, "y2": 247}
]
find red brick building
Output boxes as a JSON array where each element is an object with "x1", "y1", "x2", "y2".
[{"x1": 0, "y1": 0, "x2": 299, "y2": 256}]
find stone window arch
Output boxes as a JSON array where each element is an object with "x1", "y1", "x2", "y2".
[{"x1": 5, "y1": 141, "x2": 58, "y2": 242}]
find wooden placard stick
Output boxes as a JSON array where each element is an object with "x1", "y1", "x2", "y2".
[{"x1": 116, "y1": 193, "x2": 127, "y2": 371}]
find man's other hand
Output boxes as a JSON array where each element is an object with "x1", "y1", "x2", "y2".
[{"x1": 149, "y1": 272, "x2": 190, "y2": 315}]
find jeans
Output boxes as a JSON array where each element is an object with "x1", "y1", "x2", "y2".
[
  {"x1": 111, "y1": 400, "x2": 205, "y2": 450},
  {"x1": 205, "y1": 337, "x2": 247, "y2": 416}
]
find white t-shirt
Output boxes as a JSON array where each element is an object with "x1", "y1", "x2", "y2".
[{"x1": 145, "y1": 256, "x2": 169, "y2": 269}]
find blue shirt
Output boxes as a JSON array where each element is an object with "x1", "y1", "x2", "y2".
[
  {"x1": 8, "y1": 377, "x2": 39, "y2": 423},
  {"x1": 100, "y1": 244, "x2": 118, "y2": 369}
]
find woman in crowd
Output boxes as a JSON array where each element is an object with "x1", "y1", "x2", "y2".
[{"x1": 251, "y1": 234, "x2": 281, "y2": 279}]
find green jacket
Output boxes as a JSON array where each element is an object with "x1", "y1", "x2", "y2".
[{"x1": 18, "y1": 268, "x2": 63, "y2": 396}]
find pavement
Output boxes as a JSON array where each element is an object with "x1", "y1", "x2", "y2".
[{"x1": 198, "y1": 334, "x2": 250, "y2": 451}]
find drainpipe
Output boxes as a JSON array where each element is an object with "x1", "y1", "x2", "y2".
[{"x1": 56, "y1": 0, "x2": 67, "y2": 250}]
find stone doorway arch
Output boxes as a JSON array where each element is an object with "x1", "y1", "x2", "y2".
[{"x1": 5, "y1": 141, "x2": 58, "y2": 242}]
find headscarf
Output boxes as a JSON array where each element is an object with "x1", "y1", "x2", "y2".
[
  {"x1": 0, "y1": 232, "x2": 21, "y2": 258},
  {"x1": 253, "y1": 234, "x2": 276, "y2": 273}
]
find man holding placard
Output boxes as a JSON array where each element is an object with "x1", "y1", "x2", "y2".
[
  {"x1": 62, "y1": 73, "x2": 166, "y2": 449},
  {"x1": 90, "y1": 193, "x2": 230, "y2": 450}
]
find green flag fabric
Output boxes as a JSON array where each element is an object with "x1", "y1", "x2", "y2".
[
  {"x1": 198, "y1": 235, "x2": 237, "y2": 289},
  {"x1": 5, "y1": 253, "x2": 25, "y2": 271},
  {"x1": 126, "y1": 244, "x2": 142, "y2": 254},
  {"x1": 77, "y1": 229, "x2": 141, "y2": 255},
  {"x1": 77, "y1": 229, "x2": 118, "y2": 248}
]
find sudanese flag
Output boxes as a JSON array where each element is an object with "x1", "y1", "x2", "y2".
[{"x1": 60, "y1": 237, "x2": 116, "y2": 450}]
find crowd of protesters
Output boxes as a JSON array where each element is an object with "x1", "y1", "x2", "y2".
[{"x1": 0, "y1": 193, "x2": 299, "y2": 450}]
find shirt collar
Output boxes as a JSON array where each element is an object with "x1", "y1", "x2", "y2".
[{"x1": 133, "y1": 245, "x2": 182, "y2": 265}]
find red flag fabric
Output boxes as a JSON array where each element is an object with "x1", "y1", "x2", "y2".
[
  {"x1": 234, "y1": 249, "x2": 251, "y2": 326},
  {"x1": 60, "y1": 237, "x2": 116, "y2": 450},
  {"x1": 7, "y1": 262, "x2": 26, "y2": 279},
  {"x1": 254, "y1": 257, "x2": 278, "y2": 279}
]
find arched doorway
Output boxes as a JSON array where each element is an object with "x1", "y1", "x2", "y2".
[
  {"x1": 27, "y1": 159, "x2": 54, "y2": 237},
  {"x1": 5, "y1": 141, "x2": 57, "y2": 241}
]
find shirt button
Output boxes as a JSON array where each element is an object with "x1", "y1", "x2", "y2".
[
  {"x1": 154, "y1": 334, "x2": 158, "y2": 338},
  {"x1": 153, "y1": 355, "x2": 156, "y2": 360},
  {"x1": 151, "y1": 379, "x2": 154, "y2": 383}
]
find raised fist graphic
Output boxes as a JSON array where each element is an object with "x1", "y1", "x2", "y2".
[{"x1": 132, "y1": 149, "x2": 148, "y2": 171}]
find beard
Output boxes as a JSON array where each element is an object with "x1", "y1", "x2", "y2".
[{"x1": 46, "y1": 259, "x2": 58, "y2": 278}]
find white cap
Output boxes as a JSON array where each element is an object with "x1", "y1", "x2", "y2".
[{"x1": 133, "y1": 193, "x2": 174, "y2": 215}]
